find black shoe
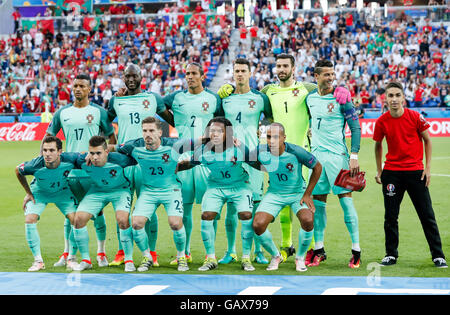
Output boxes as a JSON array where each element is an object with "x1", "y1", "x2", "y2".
[
  {"x1": 380, "y1": 256, "x2": 397, "y2": 266},
  {"x1": 280, "y1": 245, "x2": 296, "y2": 261},
  {"x1": 433, "y1": 258, "x2": 448, "y2": 268}
]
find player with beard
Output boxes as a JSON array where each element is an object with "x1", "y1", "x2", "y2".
[
  {"x1": 219, "y1": 54, "x2": 352, "y2": 264},
  {"x1": 107, "y1": 64, "x2": 174, "y2": 267}
]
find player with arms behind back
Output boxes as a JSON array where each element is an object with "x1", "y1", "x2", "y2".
[
  {"x1": 46, "y1": 74, "x2": 116, "y2": 268},
  {"x1": 219, "y1": 54, "x2": 352, "y2": 263},
  {"x1": 220, "y1": 58, "x2": 272, "y2": 265},
  {"x1": 107, "y1": 64, "x2": 174, "y2": 267},
  {"x1": 163, "y1": 63, "x2": 223, "y2": 265}
]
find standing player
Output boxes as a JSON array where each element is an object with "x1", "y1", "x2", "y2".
[
  {"x1": 46, "y1": 74, "x2": 116, "y2": 268},
  {"x1": 71, "y1": 136, "x2": 137, "y2": 271},
  {"x1": 220, "y1": 58, "x2": 272, "y2": 265},
  {"x1": 305, "y1": 60, "x2": 362, "y2": 268},
  {"x1": 163, "y1": 63, "x2": 223, "y2": 264},
  {"x1": 178, "y1": 117, "x2": 256, "y2": 272},
  {"x1": 219, "y1": 54, "x2": 351, "y2": 262},
  {"x1": 250, "y1": 123, "x2": 322, "y2": 272},
  {"x1": 374, "y1": 81, "x2": 447, "y2": 268},
  {"x1": 107, "y1": 64, "x2": 174, "y2": 267},
  {"x1": 16, "y1": 136, "x2": 80, "y2": 271},
  {"x1": 114, "y1": 117, "x2": 200, "y2": 272}
]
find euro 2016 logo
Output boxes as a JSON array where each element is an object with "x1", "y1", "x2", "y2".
[
  {"x1": 86, "y1": 114, "x2": 94, "y2": 124},
  {"x1": 386, "y1": 184, "x2": 396, "y2": 197},
  {"x1": 162, "y1": 153, "x2": 170, "y2": 163}
]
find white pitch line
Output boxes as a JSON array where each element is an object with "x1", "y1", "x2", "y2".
[
  {"x1": 238, "y1": 286, "x2": 282, "y2": 295},
  {"x1": 121, "y1": 285, "x2": 169, "y2": 295},
  {"x1": 431, "y1": 173, "x2": 450, "y2": 177}
]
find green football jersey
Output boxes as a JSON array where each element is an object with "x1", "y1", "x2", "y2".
[
  {"x1": 251, "y1": 142, "x2": 317, "y2": 194},
  {"x1": 261, "y1": 81, "x2": 316, "y2": 148},
  {"x1": 222, "y1": 89, "x2": 272, "y2": 150},
  {"x1": 108, "y1": 92, "x2": 166, "y2": 144},
  {"x1": 18, "y1": 152, "x2": 80, "y2": 193},
  {"x1": 306, "y1": 89, "x2": 361, "y2": 155},
  {"x1": 47, "y1": 103, "x2": 114, "y2": 152},
  {"x1": 79, "y1": 152, "x2": 136, "y2": 192},
  {"x1": 191, "y1": 144, "x2": 251, "y2": 189},
  {"x1": 163, "y1": 89, "x2": 223, "y2": 140},
  {"x1": 116, "y1": 137, "x2": 194, "y2": 190}
]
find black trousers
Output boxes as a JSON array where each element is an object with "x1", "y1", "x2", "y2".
[{"x1": 381, "y1": 170, "x2": 445, "y2": 260}]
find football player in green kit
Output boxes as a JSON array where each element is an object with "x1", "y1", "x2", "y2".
[
  {"x1": 249, "y1": 123, "x2": 322, "y2": 272},
  {"x1": 114, "y1": 117, "x2": 201, "y2": 272},
  {"x1": 107, "y1": 64, "x2": 174, "y2": 267},
  {"x1": 178, "y1": 117, "x2": 256, "y2": 272},
  {"x1": 305, "y1": 60, "x2": 362, "y2": 268},
  {"x1": 218, "y1": 54, "x2": 352, "y2": 264},
  {"x1": 46, "y1": 74, "x2": 116, "y2": 268},
  {"x1": 219, "y1": 58, "x2": 272, "y2": 265},
  {"x1": 71, "y1": 136, "x2": 138, "y2": 271},
  {"x1": 16, "y1": 136, "x2": 80, "y2": 272},
  {"x1": 163, "y1": 63, "x2": 224, "y2": 265}
]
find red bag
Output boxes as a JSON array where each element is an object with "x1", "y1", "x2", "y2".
[{"x1": 334, "y1": 169, "x2": 366, "y2": 192}]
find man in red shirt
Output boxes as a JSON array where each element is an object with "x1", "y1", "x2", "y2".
[{"x1": 373, "y1": 81, "x2": 447, "y2": 268}]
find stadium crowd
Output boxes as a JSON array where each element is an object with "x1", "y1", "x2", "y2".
[
  {"x1": 241, "y1": 3, "x2": 450, "y2": 109},
  {"x1": 1, "y1": 1, "x2": 449, "y2": 115},
  {"x1": 0, "y1": 3, "x2": 233, "y2": 114}
]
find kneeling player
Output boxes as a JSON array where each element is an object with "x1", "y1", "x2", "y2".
[
  {"x1": 115, "y1": 117, "x2": 199, "y2": 272},
  {"x1": 16, "y1": 136, "x2": 80, "y2": 272},
  {"x1": 179, "y1": 117, "x2": 255, "y2": 272},
  {"x1": 249, "y1": 123, "x2": 322, "y2": 272},
  {"x1": 72, "y1": 136, "x2": 137, "y2": 271}
]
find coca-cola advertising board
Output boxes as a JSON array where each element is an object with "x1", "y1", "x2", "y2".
[
  {"x1": 0, "y1": 123, "x2": 65, "y2": 142},
  {"x1": 0, "y1": 119, "x2": 449, "y2": 142}
]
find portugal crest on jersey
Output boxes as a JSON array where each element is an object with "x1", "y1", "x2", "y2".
[
  {"x1": 143, "y1": 99, "x2": 150, "y2": 110},
  {"x1": 109, "y1": 169, "x2": 117, "y2": 177},
  {"x1": 327, "y1": 103, "x2": 335, "y2": 113},
  {"x1": 162, "y1": 153, "x2": 170, "y2": 163},
  {"x1": 286, "y1": 163, "x2": 294, "y2": 172},
  {"x1": 292, "y1": 88, "x2": 299, "y2": 97},
  {"x1": 230, "y1": 155, "x2": 237, "y2": 166},
  {"x1": 248, "y1": 99, "x2": 256, "y2": 109},
  {"x1": 86, "y1": 114, "x2": 94, "y2": 124},
  {"x1": 202, "y1": 102, "x2": 209, "y2": 112},
  {"x1": 63, "y1": 170, "x2": 70, "y2": 177}
]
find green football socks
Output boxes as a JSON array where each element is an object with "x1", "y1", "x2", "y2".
[{"x1": 25, "y1": 223, "x2": 41, "y2": 259}]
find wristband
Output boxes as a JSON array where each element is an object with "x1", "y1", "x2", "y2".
[{"x1": 350, "y1": 154, "x2": 358, "y2": 160}]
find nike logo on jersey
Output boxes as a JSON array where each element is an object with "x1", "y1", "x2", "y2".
[
  {"x1": 63, "y1": 118, "x2": 70, "y2": 122},
  {"x1": 179, "y1": 104, "x2": 185, "y2": 107}
]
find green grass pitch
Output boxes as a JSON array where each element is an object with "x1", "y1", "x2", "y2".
[{"x1": 0, "y1": 138, "x2": 448, "y2": 277}]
